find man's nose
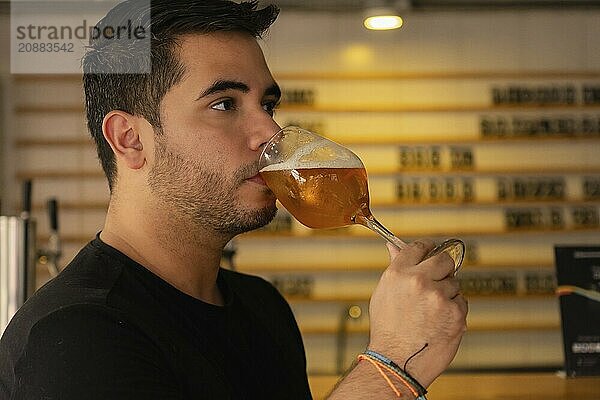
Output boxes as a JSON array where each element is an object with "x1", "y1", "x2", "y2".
[{"x1": 248, "y1": 115, "x2": 281, "y2": 152}]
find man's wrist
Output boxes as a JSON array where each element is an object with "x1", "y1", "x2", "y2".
[
  {"x1": 359, "y1": 350, "x2": 428, "y2": 399},
  {"x1": 366, "y1": 342, "x2": 435, "y2": 389},
  {"x1": 327, "y1": 360, "x2": 418, "y2": 400}
]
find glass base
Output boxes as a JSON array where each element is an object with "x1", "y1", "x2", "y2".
[{"x1": 426, "y1": 238, "x2": 465, "y2": 274}]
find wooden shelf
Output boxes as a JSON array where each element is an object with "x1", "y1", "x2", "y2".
[
  {"x1": 238, "y1": 262, "x2": 555, "y2": 273},
  {"x1": 32, "y1": 201, "x2": 107, "y2": 211},
  {"x1": 15, "y1": 138, "x2": 92, "y2": 147},
  {"x1": 14, "y1": 74, "x2": 82, "y2": 82},
  {"x1": 16, "y1": 168, "x2": 600, "y2": 181},
  {"x1": 373, "y1": 200, "x2": 600, "y2": 209},
  {"x1": 360, "y1": 168, "x2": 600, "y2": 176},
  {"x1": 37, "y1": 234, "x2": 94, "y2": 244},
  {"x1": 15, "y1": 105, "x2": 83, "y2": 114},
  {"x1": 14, "y1": 135, "x2": 600, "y2": 148},
  {"x1": 342, "y1": 135, "x2": 600, "y2": 145},
  {"x1": 14, "y1": 103, "x2": 600, "y2": 115},
  {"x1": 41, "y1": 226, "x2": 600, "y2": 246},
  {"x1": 279, "y1": 103, "x2": 600, "y2": 113},
  {"x1": 300, "y1": 321, "x2": 559, "y2": 335},
  {"x1": 285, "y1": 292, "x2": 554, "y2": 304},
  {"x1": 274, "y1": 70, "x2": 600, "y2": 80},
  {"x1": 28, "y1": 199, "x2": 600, "y2": 212},
  {"x1": 16, "y1": 171, "x2": 104, "y2": 180},
  {"x1": 242, "y1": 226, "x2": 600, "y2": 239},
  {"x1": 14, "y1": 70, "x2": 600, "y2": 83},
  {"x1": 309, "y1": 373, "x2": 600, "y2": 400}
]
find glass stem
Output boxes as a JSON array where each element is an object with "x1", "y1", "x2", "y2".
[{"x1": 353, "y1": 214, "x2": 409, "y2": 250}]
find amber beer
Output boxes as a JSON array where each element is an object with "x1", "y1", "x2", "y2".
[{"x1": 259, "y1": 166, "x2": 372, "y2": 229}]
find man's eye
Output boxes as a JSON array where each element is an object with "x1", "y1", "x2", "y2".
[
  {"x1": 211, "y1": 99, "x2": 235, "y2": 111},
  {"x1": 262, "y1": 100, "x2": 280, "y2": 116}
]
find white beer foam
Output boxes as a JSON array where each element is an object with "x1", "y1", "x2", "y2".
[{"x1": 260, "y1": 138, "x2": 364, "y2": 171}]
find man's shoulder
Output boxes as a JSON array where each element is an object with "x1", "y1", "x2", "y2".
[
  {"x1": 16, "y1": 240, "x2": 123, "y2": 320},
  {"x1": 0, "y1": 240, "x2": 126, "y2": 357}
]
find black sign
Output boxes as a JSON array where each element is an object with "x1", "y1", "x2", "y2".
[
  {"x1": 281, "y1": 88, "x2": 315, "y2": 105},
  {"x1": 555, "y1": 246, "x2": 600, "y2": 377},
  {"x1": 583, "y1": 86, "x2": 600, "y2": 105},
  {"x1": 398, "y1": 146, "x2": 441, "y2": 169},
  {"x1": 459, "y1": 272, "x2": 517, "y2": 295},
  {"x1": 505, "y1": 207, "x2": 564, "y2": 230},
  {"x1": 480, "y1": 115, "x2": 600, "y2": 138},
  {"x1": 492, "y1": 85, "x2": 576, "y2": 105},
  {"x1": 450, "y1": 147, "x2": 475, "y2": 170},
  {"x1": 525, "y1": 272, "x2": 556, "y2": 295},
  {"x1": 270, "y1": 275, "x2": 314, "y2": 297},
  {"x1": 583, "y1": 177, "x2": 600, "y2": 200},
  {"x1": 462, "y1": 241, "x2": 479, "y2": 265},
  {"x1": 396, "y1": 177, "x2": 474, "y2": 203},
  {"x1": 572, "y1": 207, "x2": 600, "y2": 228},
  {"x1": 459, "y1": 270, "x2": 557, "y2": 296},
  {"x1": 497, "y1": 177, "x2": 565, "y2": 201}
]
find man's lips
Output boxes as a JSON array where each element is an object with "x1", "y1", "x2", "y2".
[{"x1": 246, "y1": 173, "x2": 267, "y2": 186}]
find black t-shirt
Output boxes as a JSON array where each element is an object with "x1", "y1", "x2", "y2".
[{"x1": 0, "y1": 236, "x2": 312, "y2": 399}]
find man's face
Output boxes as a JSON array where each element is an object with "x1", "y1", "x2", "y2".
[{"x1": 148, "y1": 32, "x2": 280, "y2": 235}]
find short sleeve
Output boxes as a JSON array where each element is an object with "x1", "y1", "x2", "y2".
[{"x1": 10, "y1": 304, "x2": 182, "y2": 400}]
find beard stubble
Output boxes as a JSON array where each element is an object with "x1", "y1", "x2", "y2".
[{"x1": 148, "y1": 137, "x2": 277, "y2": 235}]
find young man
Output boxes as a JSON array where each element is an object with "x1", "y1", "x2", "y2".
[{"x1": 0, "y1": 1, "x2": 467, "y2": 398}]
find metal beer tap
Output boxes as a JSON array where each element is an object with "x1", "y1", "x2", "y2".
[{"x1": 37, "y1": 198, "x2": 61, "y2": 277}]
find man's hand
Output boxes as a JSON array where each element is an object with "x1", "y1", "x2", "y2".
[{"x1": 367, "y1": 240, "x2": 468, "y2": 388}]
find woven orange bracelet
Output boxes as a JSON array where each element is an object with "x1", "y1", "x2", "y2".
[
  {"x1": 357, "y1": 354, "x2": 403, "y2": 397},
  {"x1": 361, "y1": 350, "x2": 428, "y2": 399},
  {"x1": 357, "y1": 353, "x2": 422, "y2": 398}
]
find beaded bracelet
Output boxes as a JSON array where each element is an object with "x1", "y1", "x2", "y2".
[{"x1": 359, "y1": 349, "x2": 428, "y2": 400}]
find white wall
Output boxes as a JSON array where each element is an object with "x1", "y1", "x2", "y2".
[
  {"x1": 1, "y1": 13, "x2": 11, "y2": 213},
  {"x1": 263, "y1": 10, "x2": 600, "y2": 72},
  {"x1": 1, "y1": 7, "x2": 599, "y2": 374}
]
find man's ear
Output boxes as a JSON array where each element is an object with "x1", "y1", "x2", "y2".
[{"x1": 102, "y1": 111, "x2": 146, "y2": 170}]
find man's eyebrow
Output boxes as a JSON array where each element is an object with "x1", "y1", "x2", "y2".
[{"x1": 196, "y1": 80, "x2": 250, "y2": 100}]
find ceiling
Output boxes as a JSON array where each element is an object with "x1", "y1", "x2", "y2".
[
  {"x1": 265, "y1": 0, "x2": 600, "y2": 11},
  {"x1": 2, "y1": 0, "x2": 600, "y2": 14}
]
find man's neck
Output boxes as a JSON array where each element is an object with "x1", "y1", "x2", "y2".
[{"x1": 100, "y1": 197, "x2": 229, "y2": 306}]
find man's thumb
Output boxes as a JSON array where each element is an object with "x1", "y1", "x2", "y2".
[{"x1": 386, "y1": 242, "x2": 402, "y2": 263}]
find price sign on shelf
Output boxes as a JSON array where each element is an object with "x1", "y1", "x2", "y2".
[
  {"x1": 496, "y1": 177, "x2": 566, "y2": 201},
  {"x1": 584, "y1": 177, "x2": 600, "y2": 200},
  {"x1": 398, "y1": 146, "x2": 442, "y2": 170},
  {"x1": 504, "y1": 207, "x2": 565, "y2": 230},
  {"x1": 480, "y1": 115, "x2": 600, "y2": 138},
  {"x1": 571, "y1": 207, "x2": 600, "y2": 229},
  {"x1": 396, "y1": 177, "x2": 474, "y2": 203}
]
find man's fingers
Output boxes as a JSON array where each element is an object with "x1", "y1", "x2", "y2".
[
  {"x1": 386, "y1": 239, "x2": 436, "y2": 267},
  {"x1": 453, "y1": 293, "x2": 468, "y2": 316},
  {"x1": 420, "y1": 252, "x2": 456, "y2": 281},
  {"x1": 436, "y1": 277, "x2": 461, "y2": 299}
]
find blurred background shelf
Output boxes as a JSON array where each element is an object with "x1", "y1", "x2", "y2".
[
  {"x1": 4, "y1": 8, "x2": 600, "y2": 380},
  {"x1": 299, "y1": 321, "x2": 560, "y2": 336},
  {"x1": 14, "y1": 135, "x2": 600, "y2": 146},
  {"x1": 15, "y1": 103, "x2": 600, "y2": 114},
  {"x1": 308, "y1": 373, "x2": 600, "y2": 400}
]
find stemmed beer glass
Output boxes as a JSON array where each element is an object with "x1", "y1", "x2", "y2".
[{"x1": 258, "y1": 126, "x2": 465, "y2": 272}]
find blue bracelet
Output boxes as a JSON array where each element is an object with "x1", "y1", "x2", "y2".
[{"x1": 363, "y1": 349, "x2": 428, "y2": 399}]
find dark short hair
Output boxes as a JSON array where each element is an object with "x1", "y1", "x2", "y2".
[{"x1": 82, "y1": 0, "x2": 279, "y2": 192}]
